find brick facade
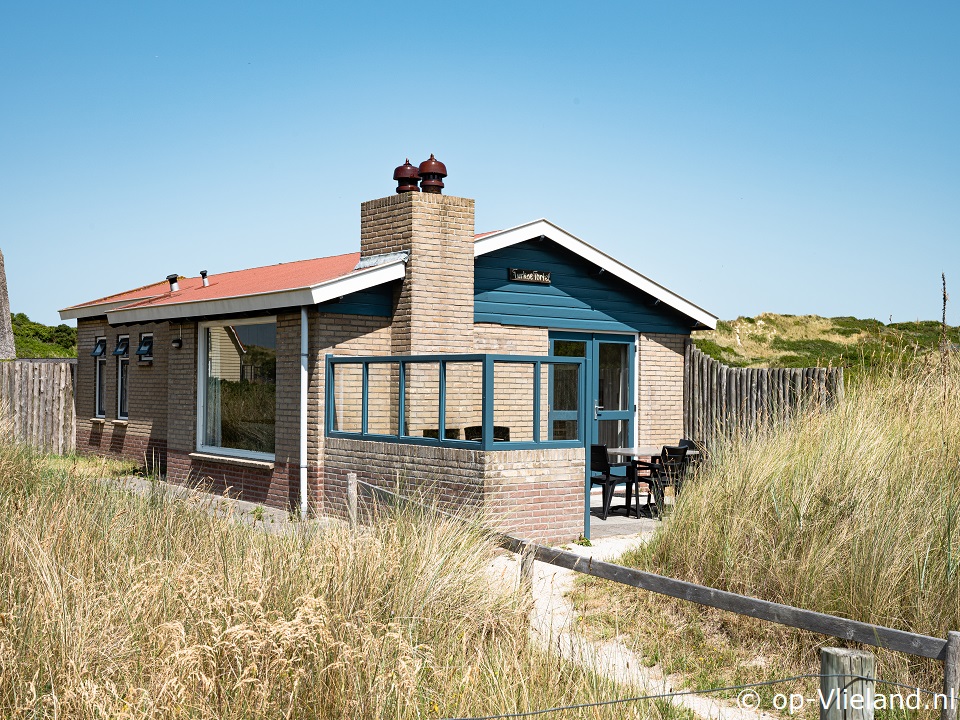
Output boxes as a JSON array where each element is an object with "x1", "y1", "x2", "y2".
[
  {"x1": 637, "y1": 332, "x2": 686, "y2": 446},
  {"x1": 76, "y1": 318, "x2": 168, "y2": 468}
]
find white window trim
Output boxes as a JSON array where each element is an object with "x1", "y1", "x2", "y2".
[
  {"x1": 196, "y1": 316, "x2": 277, "y2": 462},
  {"x1": 94, "y1": 336, "x2": 106, "y2": 418},
  {"x1": 116, "y1": 335, "x2": 129, "y2": 420}
]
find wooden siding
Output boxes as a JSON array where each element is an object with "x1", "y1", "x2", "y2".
[
  {"x1": 317, "y1": 282, "x2": 396, "y2": 317},
  {"x1": 475, "y1": 240, "x2": 693, "y2": 334}
]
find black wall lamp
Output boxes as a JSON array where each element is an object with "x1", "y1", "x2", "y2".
[{"x1": 171, "y1": 338, "x2": 183, "y2": 349}]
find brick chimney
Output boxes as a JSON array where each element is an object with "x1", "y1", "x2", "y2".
[{"x1": 360, "y1": 162, "x2": 474, "y2": 355}]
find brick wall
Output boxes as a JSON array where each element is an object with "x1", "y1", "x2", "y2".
[
  {"x1": 76, "y1": 318, "x2": 168, "y2": 468},
  {"x1": 323, "y1": 437, "x2": 584, "y2": 544},
  {"x1": 637, "y1": 332, "x2": 686, "y2": 445},
  {"x1": 308, "y1": 312, "x2": 393, "y2": 513}
]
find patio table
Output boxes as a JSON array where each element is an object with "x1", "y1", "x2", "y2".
[{"x1": 607, "y1": 446, "x2": 700, "y2": 460}]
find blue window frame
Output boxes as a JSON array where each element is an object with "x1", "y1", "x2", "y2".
[{"x1": 325, "y1": 353, "x2": 584, "y2": 451}]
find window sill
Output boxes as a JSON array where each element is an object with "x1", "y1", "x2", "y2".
[
  {"x1": 112, "y1": 420, "x2": 129, "y2": 427},
  {"x1": 188, "y1": 452, "x2": 275, "y2": 471}
]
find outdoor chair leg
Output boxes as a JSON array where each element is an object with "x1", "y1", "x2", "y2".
[{"x1": 601, "y1": 483, "x2": 613, "y2": 521}]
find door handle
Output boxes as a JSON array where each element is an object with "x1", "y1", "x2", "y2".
[{"x1": 594, "y1": 403, "x2": 604, "y2": 419}]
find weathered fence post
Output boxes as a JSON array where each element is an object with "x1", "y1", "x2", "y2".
[
  {"x1": 942, "y1": 631, "x2": 960, "y2": 720},
  {"x1": 820, "y1": 647, "x2": 875, "y2": 720},
  {"x1": 520, "y1": 548, "x2": 535, "y2": 592},
  {"x1": 346, "y1": 472, "x2": 358, "y2": 528}
]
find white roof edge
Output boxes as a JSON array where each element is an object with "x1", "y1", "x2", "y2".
[
  {"x1": 60, "y1": 296, "x2": 164, "y2": 321},
  {"x1": 474, "y1": 219, "x2": 718, "y2": 329},
  {"x1": 104, "y1": 261, "x2": 406, "y2": 324}
]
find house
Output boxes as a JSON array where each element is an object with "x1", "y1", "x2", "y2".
[{"x1": 60, "y1": 157, "x2": 717, "y2": 542}]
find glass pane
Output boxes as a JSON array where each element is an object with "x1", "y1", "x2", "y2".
[
  {"x1": 598, "y1": 343, "x2": 629, "y2": 412},
  {"x1": 331, "y1": 364, "x2": 362, "y2": 433},
  {"x1": 367, "y1": 363, "x2": 399, "y2": 435},
  {"x1": 552, "y1": 362, "x2": 580, "y2": 412},
  {"x1": 445, "y1": 362, "x2": 482, "y2": 442},
  {"x1": 598, "y1": 419, "x2": 628, "y2": 448},
  {"x1": 96, "y1": 358, "x2": 106, "y2": 416},
  {"x1": 203, "y1": 323, "x2": 276, "y2": 454},
  {"x1": 552, "y1": 420, "x2": 578, "y2": 441},
  {"x1": 404, "y1": 362, "x2": 440, "y2": 437},
  {"x1": 553, "y1": 340, "x2": 586, "y2": 358},
  {"x1": 494, "y1": 362, "x2": 532, "y2": 442}
]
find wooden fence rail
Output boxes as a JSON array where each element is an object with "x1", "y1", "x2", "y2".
[
  {"x1": 684, "y1": 343, "x2": 845, "y2": 442},
  {"x1": 0, "y1": 359, "x2": 76, "y2": 454}
]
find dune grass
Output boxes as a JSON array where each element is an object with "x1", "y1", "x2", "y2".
[
  {"x1": 0, "y1": 442, "x2": 675, "y2": 719},
  {"x1": 578, "y1": 352, "x2": 960, "y2": 710},
  {"x1": 693, "y1": 313, "x2": 960, "y2": 375}
]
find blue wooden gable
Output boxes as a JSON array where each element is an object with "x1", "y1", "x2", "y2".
[
  {"x1": 474, "y1": 239, "x2": 693, "y2": 334},
  {"x1": 316, "y1": 281, "x2": 397, "y2": 317}
]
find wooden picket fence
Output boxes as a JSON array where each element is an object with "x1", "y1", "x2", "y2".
[
  {"x1": 0, "y1": 359, "x2": 76, "y2": 454},
  {"x1": 684, "y1": 343, "x2": 845, "y2": 441}
]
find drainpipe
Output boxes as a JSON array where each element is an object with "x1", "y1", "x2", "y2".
[{"x1": 300, "y1": 307, "x2": 309, "y2": 518}]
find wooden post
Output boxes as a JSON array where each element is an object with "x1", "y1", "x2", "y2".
[
  {"x1": 520, "y1": 548, "x2": 535, "y2": 592},
  {"x1": 346, "y1": 472, "x2": 358, "y2": 529},
  {"x1": 820, "y1": 647, "x2": 875, "y2": 720},
  {"x1": 942, "y1": 631, "x2": 960, "y2": 720}
]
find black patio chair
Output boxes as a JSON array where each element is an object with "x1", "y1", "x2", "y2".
[
  {"x1": 422, "y1": 428, "x2": 461, "y2": 440},
  {"x1": 464, "y1": 425, "x2": 510, "y2": 442},
  {"x1": 635, "y1": 445, "x2": 688, "y2": 519},
  {"x1": 590, "y1": 444, "x2": 638, "y2": 521}
]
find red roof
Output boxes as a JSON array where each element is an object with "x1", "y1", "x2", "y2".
[
  {"x1": 118, "y1": 252, "x2": 362, "y2": 311},
  {"x1": 62, "y1": 252, "x2": 363, "y2": 313},
  {"x1": 62, "y1": 233, "x2": 493, "y2": 315},
  {"x1": 64, "y1": 280, "x2": 169, "y2": 310}
]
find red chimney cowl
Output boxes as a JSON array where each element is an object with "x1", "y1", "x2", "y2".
[
  {"x1": 418, "y1": 154, "x2": 447, "y2": 194},
  {"x1": 393, "y1": 159, "x2": 421, "y2": 193}
]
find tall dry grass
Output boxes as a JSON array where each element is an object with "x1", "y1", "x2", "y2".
[
  {"x1": 634, "y1": 352, "x2": 960, "y2": 683},
  {"x1": 0, "y1": 440, "x2": 650, "y2": 719}
]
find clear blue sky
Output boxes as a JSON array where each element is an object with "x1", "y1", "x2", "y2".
[{"x1": 2, "y1": 1, "x2": 957, "y2": 327}]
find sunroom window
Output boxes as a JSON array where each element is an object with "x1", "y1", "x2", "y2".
[{"x1": 198, "y1": 319, "x2": 276, "y2": 459}]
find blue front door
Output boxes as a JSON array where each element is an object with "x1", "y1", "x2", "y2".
[{"x1": 549, "y1": 332, "x2": 635, "y2": 447}]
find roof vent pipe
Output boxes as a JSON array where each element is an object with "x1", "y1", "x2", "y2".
[
  {"x1": 393, "y1": 158, "x2": 420, "y2": 193},
  {"x1": 418, "y1": 154, "x2": 447, "y2": 194},
  {"x1": 166, "y1": 274, "x2": 180, "y2": 292},
  {"x1": 200, "y1": 270, "x2": 209, "y2": 287}
]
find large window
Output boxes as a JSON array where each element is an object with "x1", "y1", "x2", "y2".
[{"x1": 198, "y1": 318, "x2": 277, "y2": 459}]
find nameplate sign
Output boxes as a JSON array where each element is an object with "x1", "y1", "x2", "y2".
[{"x1": 508, "y1": 268, "x2": 551, "y2": 285}]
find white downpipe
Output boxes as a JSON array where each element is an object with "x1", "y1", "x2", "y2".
[{"x1": 299, "y1": 307, "x2": 309, "y2": 518}]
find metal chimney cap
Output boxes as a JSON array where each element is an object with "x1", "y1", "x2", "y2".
[
  {"x1": 393, "y1": 158, "x2": 421, "y2": 194},
  {"x1": 418, "y1": 154, "x2": 447, "y2": 194},
  {"x1": 166, "y1": 274, "x2": 180, "y2": 292}
]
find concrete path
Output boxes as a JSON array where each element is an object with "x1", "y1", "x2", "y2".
[{"x1": 488, "y1": 532, "x2": 773, "y2": 720}]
